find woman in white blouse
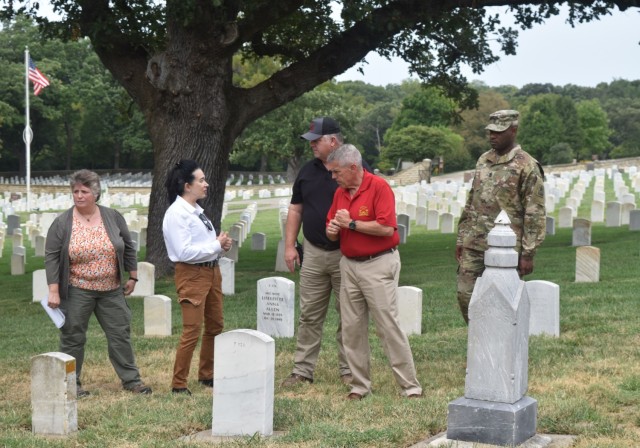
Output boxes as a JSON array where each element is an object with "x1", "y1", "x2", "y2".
[{"x1": 162, "y1": 160, "x2": 232, "y2": 395}]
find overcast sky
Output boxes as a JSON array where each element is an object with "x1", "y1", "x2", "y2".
[{"x1": 336, "y1": 6, "x2": 639, "y2": 88}]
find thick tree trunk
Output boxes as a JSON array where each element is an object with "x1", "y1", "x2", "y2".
[
  {"x1": 142, "y1": 29, "x2": 235, "y2": 278},
  {"x1": 146, "y1": 134, "x2": 231, "y2": 277}
]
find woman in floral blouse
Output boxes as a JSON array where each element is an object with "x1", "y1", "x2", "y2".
[{"x1": 45, "y1": 169, "x2": 151, "y2": 398}]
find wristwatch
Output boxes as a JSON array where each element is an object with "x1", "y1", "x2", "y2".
[{"x1": 348, "y1": 220, "x2": 356, "y2": 231}]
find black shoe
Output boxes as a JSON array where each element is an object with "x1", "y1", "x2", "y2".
[
  {"x1": 281, "y1": 373, "x2": 313, "y2": 387},
  {"x1": 77, "y1": 387, "x2": 90, "y2": 398},
  {"x1": 198, "y1": 379, "x2": 214, "y2": 387},
  {"x1": 172, "y1": 387, "x2": 192, "y2": 395},
  {"x1": 128, "y1": 383, "x2": 153, "y2": 394}
]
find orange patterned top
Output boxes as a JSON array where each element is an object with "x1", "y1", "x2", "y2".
[{"x1": 68, "y1": 215, "x2": 120, "y2": 291}]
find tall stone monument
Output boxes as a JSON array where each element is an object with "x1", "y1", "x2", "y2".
[{"x1": 447, "y1": 211, "x2": 537, "y2": 446}]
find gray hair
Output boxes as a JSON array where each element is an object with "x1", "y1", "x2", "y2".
[
  {"x1": 327, "y1": 143, "x2": 362, "y2": 167},
  {"x1": 325, "y1": 132, "x2": 345, "y2": 145},
  {"x1": 70, "y1": 169, "x2": 101, "y2": 201}
]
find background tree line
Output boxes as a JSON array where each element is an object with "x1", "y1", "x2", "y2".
[{"x1": 1, "y1": 18, "x2": 639, "y2": 178}]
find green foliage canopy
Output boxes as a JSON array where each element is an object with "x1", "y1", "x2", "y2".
[
  {"x1": 382, "y1": 125, "x2": 466, "y2": 172},
  {"x1": 576, "y1": 99, "x2": 611, "y2": 160}
]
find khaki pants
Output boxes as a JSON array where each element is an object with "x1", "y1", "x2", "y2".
[
  {"x1": 172, "y1": 263, "x2": 223, "y2": 389},
  {"x1": 291, "y1": 239, "x2": 350, "y2": 380},
  {"x1": 339, "y1": 250, "x2": 421, "y2": 397}
]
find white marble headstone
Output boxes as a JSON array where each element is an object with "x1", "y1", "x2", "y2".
[
  {"x1": 397, "y1": 213, "x2": 410, "y2": 236},
  {"x1": 251, "y1": 232, "x2": 267, "y2": 251},
  {"x1": 397, "y1": 286, "x2": 422, "y2": 336},
  {"x1": 230, "y1": 224, "x2": 243, "y2": 247},
  {"x1": 227, "y1": 239, "x2": 239, "y2": 263},
  {"x1": 440, "y1": 212, "x2": 454, "y2": 234},
  {"x1": 212, "y1": 329, "x2": 275, "y2": 436},
  {"x1": 397, "y1": 224, "x2": 407, "y2": 244},
  {"x1": 621, "y1": 203, "x2": 635, "y2": 225},
  {"x1": 144, "y1": 295, "x2": 172, "y2": 336},
  {"x1": 545, "y1": 216, "x2": 555, "y2": 236},
  {"x1": 12, "y1": 232, "x2": 24, "y2": 248},
  {"x1": 31, "y1": 352, "x2": 78, "y2": 435},
  {"x1": 274, "y1": 239, "x2": 288, "y2": 272},
  {"x1": 32, "y1": 269, "x2": 48, "y2": 303},
  {"x1": 590, "y1": 200, "x2": 604, "y2": 223},
  {"x1": 427, "y1": 210, "x2": 440, "y2": 230},
  {"x1": 257, "y1": 277, "x2": 295, "y2": 338},
  {"x1": 35, "y1": 235, "x2": 46, "y2": 257},
  {"x1": 405, "y1": 204, "x2": 416, "y2": 222},
  {"x1": 219, "y1": 257, "x2": 235, "y2": 295},
  {"x1": 11, "y1": 253, "x2": 25, "y2": 275},
  {"x1": 129, "y1": 230, "x2": 141, "y2": 252},
  {"x1": 416, "y1": 206, "x2": 427, "y2": 226},
  {"x1": 558, "y1": 207, "x2": 573, "y2": 228},
  {"x1": 572, "y1": 218, "x2": 591, "y2": 247},
  {"x1": 575, "y1": 246, "x2": 600, "y2": 283},
  {"x1": 605, "y1": 201, "x2": 622, "y2": 227},
  {"x1": 130, "y1": 261, "x2": 155, "y2": 297},
  {"x1": 526, "y1": 280, "x2": 560, "y2": 337},
  {"x1": 7, "y1": 214, "x2": 20, "y2": 235}
]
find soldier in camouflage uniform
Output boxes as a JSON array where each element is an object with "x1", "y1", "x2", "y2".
[{"x1": 455, "y1": 110, "x2": 546, "y2": 323}]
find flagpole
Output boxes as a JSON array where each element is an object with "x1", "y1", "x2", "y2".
[{"x1": 24, "y1": 47, "x2": 33, "y2": 212}]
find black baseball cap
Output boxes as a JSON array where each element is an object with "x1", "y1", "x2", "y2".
[{"x1": 300, "y1": 117, "x2": 341, "y2": 140}]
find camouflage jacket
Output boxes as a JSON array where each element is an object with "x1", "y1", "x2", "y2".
[{"x1": 457, "y1": 145, "x2": 546, "y2": 256}]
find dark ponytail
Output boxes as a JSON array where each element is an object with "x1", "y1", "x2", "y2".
[{"x1": 165, "y1": 159, "x2": 201, "y2": 203}]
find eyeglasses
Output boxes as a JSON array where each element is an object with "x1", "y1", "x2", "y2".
[{"x1": 198, "y1": 213, "x2": 213, "y2": 231}]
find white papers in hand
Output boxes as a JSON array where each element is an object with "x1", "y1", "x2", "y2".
[{"x1": 40, "y1": 297, "x2": 65, "y2": 328}]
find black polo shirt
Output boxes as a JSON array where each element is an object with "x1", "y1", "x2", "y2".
[{"x1": 291, "y1": 157, "x2": 371, "y2": 251}]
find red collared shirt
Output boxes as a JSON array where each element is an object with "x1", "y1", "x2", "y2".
[{"x1": 326, "y1": 170, "x2": 399, "y2": 258}]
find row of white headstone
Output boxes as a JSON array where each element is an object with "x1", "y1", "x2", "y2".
[
  {"x1": 391, "y1": 165, "x2": 639, "y2": 236},
  {"x1": 1, "y1": 190, "x2": 151, "y2": 214}
]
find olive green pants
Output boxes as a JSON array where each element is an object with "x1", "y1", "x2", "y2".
[
  {"x1": 456, "y1": 248, "x2": 485, "y2": 324},
  {"x1": 59, "y1": 286, "x2": 142, "y2": 389}
]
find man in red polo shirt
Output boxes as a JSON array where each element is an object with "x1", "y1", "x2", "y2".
[{"x1": 326, "y1": 144, "x2": 422, "y2": 400}]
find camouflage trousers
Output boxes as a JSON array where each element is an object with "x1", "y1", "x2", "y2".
[{"x1": 456, "y1": 248, "x2": 485, "y2": 324}]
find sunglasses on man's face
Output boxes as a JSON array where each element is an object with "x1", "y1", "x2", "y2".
[{"x1": 198, "y1": 213, "x2": 213, "y2": 231}]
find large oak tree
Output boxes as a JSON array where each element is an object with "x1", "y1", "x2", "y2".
[{"x1": 2, "y1": 0, "x2": 637, "y2": 275}]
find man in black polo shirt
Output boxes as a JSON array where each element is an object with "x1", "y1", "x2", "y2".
[{"x1": 282, "y1": 117, "x2": 352, "y2": 386}]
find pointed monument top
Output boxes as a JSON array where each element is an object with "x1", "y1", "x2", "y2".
[
  {"x1": 486, "y1": 209, "x2": 517, "y2": 255},
  {"x1": 495, "y1": 210, "x2": 511, "y2": 224}
]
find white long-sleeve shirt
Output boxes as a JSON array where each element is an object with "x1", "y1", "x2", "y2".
[{"x1": 162, "y1": 195, "x2": 222, "y2": 263}]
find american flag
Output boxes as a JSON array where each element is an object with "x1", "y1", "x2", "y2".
[{"x1": 28, "y1": 57, "x2": 50, "y2": 96}]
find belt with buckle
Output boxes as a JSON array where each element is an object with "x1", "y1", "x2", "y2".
[
  {"x1": 192, "y1": 259, "x2": 219, "y2": 268},
  {"x1": 347, "y1": 248, "x2": 396, "y2": 262}
]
